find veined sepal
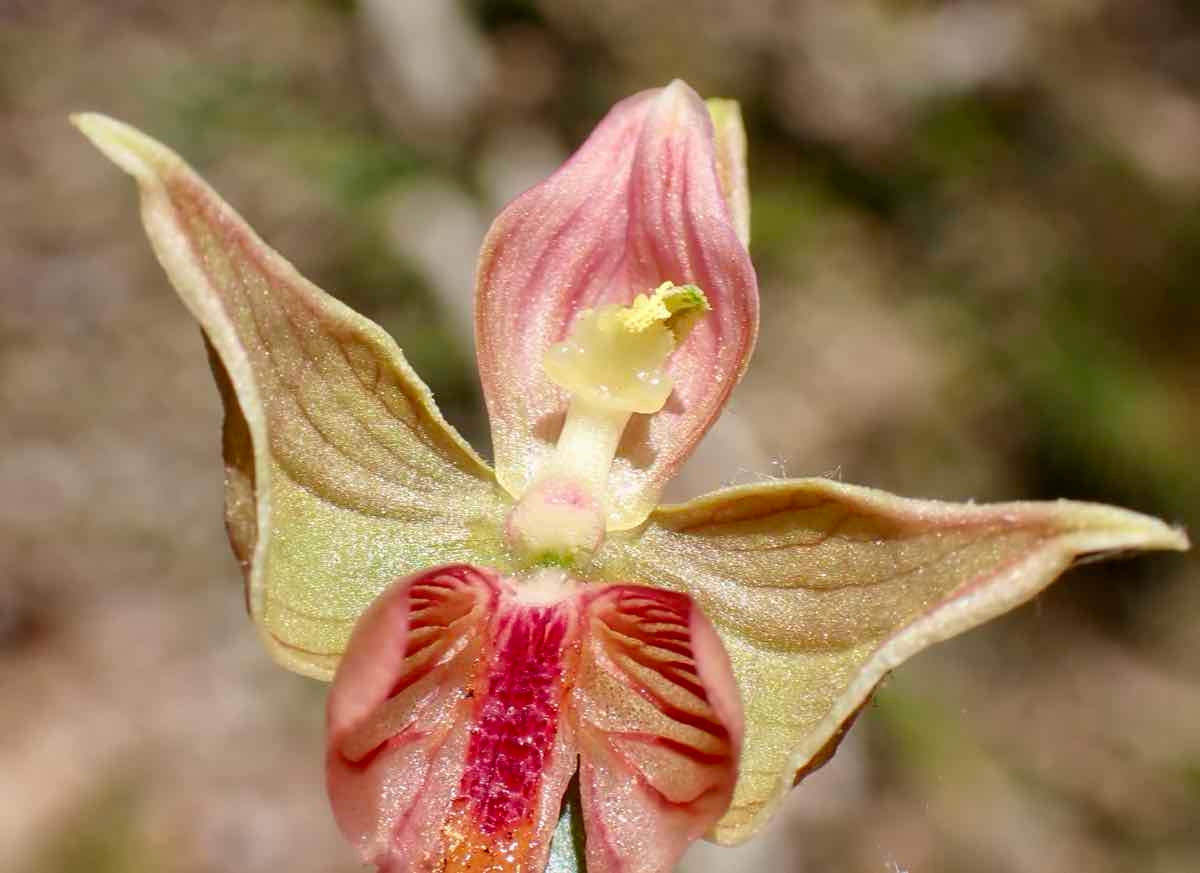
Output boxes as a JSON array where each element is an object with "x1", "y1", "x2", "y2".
[
  {"x1": 590, "y1": 478, "x2": 1189, "y2": 844},
  {"x1": 71, "y1": 113, "x2": 508, "y2": 679}
]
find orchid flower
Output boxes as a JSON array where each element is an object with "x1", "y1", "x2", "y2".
[{"x1": 73, "y1": 80, "x2": 1187, "y2": 873}]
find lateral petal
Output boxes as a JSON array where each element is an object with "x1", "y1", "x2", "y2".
[
  {"x1": 593, "y1": 478, "x2": 1188, "y2": 843},
  {"x1": 73, "y1": 114, "x2": 506, "y2": 679},
  {"x1": 573, "y1": 586, "x2": 742, "y2": 873},
  {"x1": 475, "y1": 80, "x2": 758, "y2": 530},
  {"x1": 327, "y1": 565, "x2": 578, "y2": 873}
]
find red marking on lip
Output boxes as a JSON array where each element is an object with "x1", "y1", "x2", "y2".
[{"x1": 456, "y1": 604, "x2": 570, "y2": 836}]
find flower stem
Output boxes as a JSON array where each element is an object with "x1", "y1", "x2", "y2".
[{"x1": 546, "y1": 776, "x2": 588, "y2": 873}]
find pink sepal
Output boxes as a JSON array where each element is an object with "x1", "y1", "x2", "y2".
[{"x1": 476, "y1": 80, "x2": 758, "y2": 527}]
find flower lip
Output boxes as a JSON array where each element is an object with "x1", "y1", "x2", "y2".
[{"x1": 326, "y1": 564, "x2": 743, "y2": 873}]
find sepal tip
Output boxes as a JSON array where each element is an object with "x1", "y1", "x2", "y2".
[{"x1": 71, "y1": 112, "x2": 175, "y2": 180}]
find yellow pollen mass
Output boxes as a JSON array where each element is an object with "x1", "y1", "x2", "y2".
[{"x1": 543, "y1": 282, "x2": 709, "y2": 414}]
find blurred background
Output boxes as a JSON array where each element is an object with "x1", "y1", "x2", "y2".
[{"x1": 2, "y1": 1, "x2": 1198, "y2": 871}]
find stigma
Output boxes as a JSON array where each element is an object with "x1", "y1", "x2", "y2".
[{"x1": 543, "y1": 281, "x2": 708, "y2": 413}]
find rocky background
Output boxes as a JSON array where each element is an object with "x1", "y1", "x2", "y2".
[{"x1": 2, "y1": 2, "x2": 1197, "y2": 871}]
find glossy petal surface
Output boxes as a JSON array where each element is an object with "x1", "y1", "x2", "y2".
[
  {"x1": 327, "y1": 567, "x2": 742, "y2": 873},
  {"x1": 74, "y1": 115, "x2": 506, "y2": 679},
  {"x1": 476, "y1": 81, "x2": 758, "y2": 530},
  {"x1": 592, "y1": 478, "x2": 1188, "y2": 843}
]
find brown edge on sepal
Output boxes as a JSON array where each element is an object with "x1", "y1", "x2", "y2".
[
  {"x1": 791, "y1": 685, "x2": 878, "y2": 787},
  {"x1": 204, "y1": 334, "x2": 257, "y2": 613}
]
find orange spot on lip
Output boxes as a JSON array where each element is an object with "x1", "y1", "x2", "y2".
[{"x1": 443, "y1": 811, "x2": 539, "y2": 873}]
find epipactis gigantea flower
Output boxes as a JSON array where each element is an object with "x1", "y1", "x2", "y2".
[{"x1": 74, "y1": 80, "x2": 1187, "y2": 873}]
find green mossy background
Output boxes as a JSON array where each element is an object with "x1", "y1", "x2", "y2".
[{"x1": 1, "y1": 2, "x2": 1196, "y2": 871}]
